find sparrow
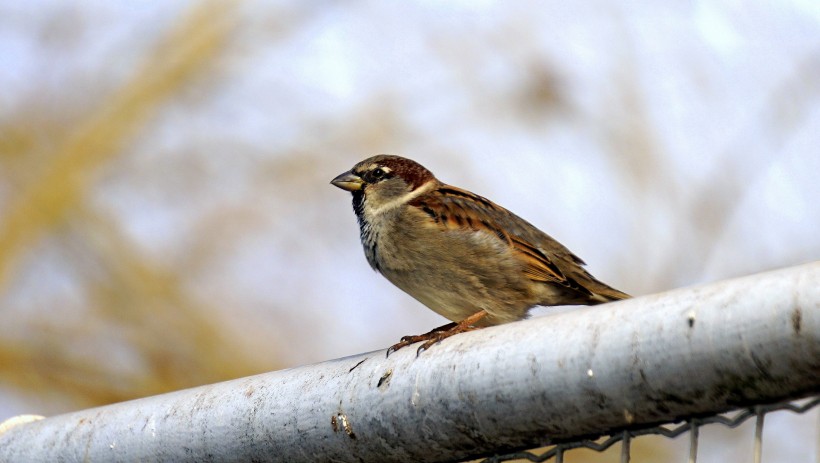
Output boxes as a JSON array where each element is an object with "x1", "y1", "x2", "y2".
[{"x1": 331, "y1": 155, "x2": 629, "y2": 355}]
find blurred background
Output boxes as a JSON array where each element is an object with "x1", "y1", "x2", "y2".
[{"x1": 0, "y1": 1, "x2": 818, "y2": 461}]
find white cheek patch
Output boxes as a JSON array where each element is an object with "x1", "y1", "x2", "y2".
[{"x1": 365, "y1": 180, "x2": 436, "y2": 216}]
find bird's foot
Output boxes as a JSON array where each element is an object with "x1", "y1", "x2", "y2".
[{"x1": 386, "y1": 310, "x2": 488, "y2": 357}]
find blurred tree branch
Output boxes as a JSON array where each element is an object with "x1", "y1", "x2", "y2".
[
  {"x1": 0, "y1": 0, "x2": 235, "y2": 292},
  {"x1": 0, "y1": 1, "x2": 281, "y2": 409}
]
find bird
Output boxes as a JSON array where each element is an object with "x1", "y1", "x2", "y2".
[{"x1": 331, "y1": 155, "x2": 629, "y2": 356}]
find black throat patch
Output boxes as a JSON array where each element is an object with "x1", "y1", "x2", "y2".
[{"x1": 351, "y1": 190, "x2": 380, "y2": 271}]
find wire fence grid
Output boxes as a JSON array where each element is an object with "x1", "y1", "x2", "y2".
[{"x1": 478, "y1": 397, "x2": 820, "y2": 463}]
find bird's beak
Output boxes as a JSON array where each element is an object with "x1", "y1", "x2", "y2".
[{"x1": 330, "y1": 171, "x2": 364, "y2": 191}]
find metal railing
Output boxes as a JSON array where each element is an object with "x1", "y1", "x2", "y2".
[{"x1": 0, "y1": 262, "x2": 818, "y2": 462}]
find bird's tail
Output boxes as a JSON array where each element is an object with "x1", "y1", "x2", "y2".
[{"x1": 587, "y1": 279, "x2": 631, "y2": 304}]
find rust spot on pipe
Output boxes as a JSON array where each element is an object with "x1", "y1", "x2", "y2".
[
  {"x1": 331, "y1": 413, "x2": 356, "y2": 439},
  {"x1": 342, "y1": 416, "x2": 356, "y2": 439},
  {"x1": 792, "y1": 307, "x2": 802, "y2": 335},
  {"x1": 377, "y1": 369, "x2": 393, "y2": 390},
  {"x1": 623, "y1": 409, "x2": 635, "y2": 424},
  {"x1": 349, "y1": 359, "x2": 367, "y2": 373}
]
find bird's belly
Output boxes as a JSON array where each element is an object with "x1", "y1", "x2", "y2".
[
  {"x1": 375, "y1": 229, "x2": 536, "y2": 324},
  {"x1": 382, "y1": 269, "x2": 481, "y2": 322}
]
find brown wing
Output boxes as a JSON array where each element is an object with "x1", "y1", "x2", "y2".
[{"x1": 408, "y1": 184, "x2": 587, "y2": 292}]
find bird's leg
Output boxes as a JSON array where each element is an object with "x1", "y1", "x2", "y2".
[
  {"x1": 385, "y1": 323, "x2": 456, "y2": 356},
  {"x1": 386, "y1": 310, "x2": 488, "y2": 357}
]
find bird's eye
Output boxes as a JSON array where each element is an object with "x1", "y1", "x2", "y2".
[{"x1": 372, "y1": 167, "x2": 386, "y2": 179}]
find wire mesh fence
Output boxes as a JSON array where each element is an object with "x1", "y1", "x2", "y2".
[{"x1": 478, "y1": 397, "x2": 820, "y2": 463}]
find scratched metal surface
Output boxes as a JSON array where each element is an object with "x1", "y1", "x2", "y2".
[{"x1": 0, "y1": 263, "x2": 818, "y2": 462}]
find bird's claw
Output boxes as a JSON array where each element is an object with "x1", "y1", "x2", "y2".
[
  {"x1": 385, "y1": 342, "x2": 407, "y2": 357},
  {"x1": 386, "y1": 334, "x2": 427, "y2": 357},
  {"x1": 415, "y1": 338, "x2": 442, "y2": 356},
  {"x1": 385, "y1": 312, "x2": 486, "y2": 357}
]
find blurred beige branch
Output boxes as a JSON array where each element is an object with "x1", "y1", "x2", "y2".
[
  {"x1": 0, "y1": 0, "x2": 235, "y2": 293},
  {"x1": 0, "y1": 1, "x2": 279, "y2": 409}
]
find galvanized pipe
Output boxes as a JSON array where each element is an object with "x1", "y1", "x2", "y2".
[{"x1": 1, "y1": 262, "x2": 818, "y2": 462}]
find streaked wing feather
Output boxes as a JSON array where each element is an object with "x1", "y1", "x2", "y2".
[
  {"x1": 509, "y1": 236, "x2": 565, "y2": 283},
  {"x1": 409, "y1": 185, "x2": 577, "y2": 288}
]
